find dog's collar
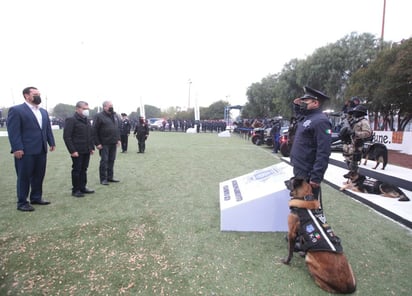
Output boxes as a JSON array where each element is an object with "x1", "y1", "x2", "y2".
[{"x1": 291, "y1": 194, "x2": 316, "y2": 201}]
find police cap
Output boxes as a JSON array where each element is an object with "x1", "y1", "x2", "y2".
[
  {"x1": 121, "y1": 113, "x2": 127, "y2": 116},
  {"x1": 300, "y1": 86, "x2": 330, "y2": 102}
]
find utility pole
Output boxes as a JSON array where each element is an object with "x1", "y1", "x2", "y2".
[
  {"x1": 380, "y1": 0, "x2": 386, "y2": 49},
  {"x1": 188, "y1": 79, "x2": 192, "y2": 109}
]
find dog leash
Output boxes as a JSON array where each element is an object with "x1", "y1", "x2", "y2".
[{"x1": 319, "y1": 187, "x2": 324, "y2": 209}]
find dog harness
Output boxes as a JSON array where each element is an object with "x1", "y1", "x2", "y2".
[
  {"x1": 293, "y1": 207, "x2": 343, "y2": 253},
  {"x1": 359, "y1": 176, "x2": 381, "y2": 194}
]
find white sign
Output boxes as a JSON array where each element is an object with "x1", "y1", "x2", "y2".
[{"x1": 219, "y1": 162, "x2": 292, "y2": 232}]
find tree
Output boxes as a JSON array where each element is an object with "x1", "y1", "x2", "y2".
[
  {"x1": 244, "y1": 32, "x2": 384, "y2": 120},
  {"x1": 52, "y1": 103, "x2": 75, "y2": 120},
  {"x1": 201, "y1": 100, "x2": 229, "y2": 120},
  {"x1": 348, "y1": 38, "x2": 412, "y2": 131},
  {"x1": 138, "y1": 105, "x2": 162, "y2": 119}
]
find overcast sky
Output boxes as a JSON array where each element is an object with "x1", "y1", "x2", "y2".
[{"x1": 0, "y1": 0, "x2": 411, "y2": 114}]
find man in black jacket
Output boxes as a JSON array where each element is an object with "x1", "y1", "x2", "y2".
[
  {"x1": 120, "y1": 113, "x2": 131, "y2": 153},
  {"x1": 290, "y1": 86, "x2": 332, "y2": 200},
  {"x1": 63, "y1": 101, "x2": 95, "y2": 197},
  {"x1": 93, "y1": 101, "x2": 121, "y2": 185},
  {"x1": 134, "y1": 116, "x2": 149, "y2": 153}
]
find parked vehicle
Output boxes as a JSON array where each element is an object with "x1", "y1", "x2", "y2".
[
  {"x1": 251, "y1": 127, "x2": 274, "y2": 146},
  {"x1": 148, "y1": 118, "x2": 165, "y2": 131},
  {"x1": 251, "y1": 125, "x2": 289, "y2": 148},
  {"x1": 279, "y1": 115, "x2": 343, "y2": 157}
]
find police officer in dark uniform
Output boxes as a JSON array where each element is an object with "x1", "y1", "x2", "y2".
[
  {"x1": 133, "y1": 116, "x2": 149, "y2": 153},
  {"x1": 120, "y1": 113, "x2": 131, "y2": 153},
  {"x1": 290, "y1": 86, "x2": 332, "y2": 200}
]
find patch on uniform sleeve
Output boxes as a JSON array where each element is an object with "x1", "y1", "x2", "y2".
[{"x1": 325, "y1": 129, "x2": 332, "y2": 134}]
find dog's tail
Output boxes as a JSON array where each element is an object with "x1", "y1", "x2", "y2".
[
  {"x1": 379, "y1": 184, "x2": 410, "y2": 201},
  {"x1": 393, "y1": 188, "x2": 409, "y2": 202},
  {"x1": 397, "y1": 189, "x2": 410, "y2": 202}
]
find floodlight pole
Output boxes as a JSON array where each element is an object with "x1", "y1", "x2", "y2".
[
  {"x1": 380, "y1": 0, "x2": 386, "y2": 49},
  {"x1": 188, "y1": 79, "x2": 192, "y2": 109}
]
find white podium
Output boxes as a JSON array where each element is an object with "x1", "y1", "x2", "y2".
[{"x1": 219, "y1": 162, "x2": 292, "y2": 232}]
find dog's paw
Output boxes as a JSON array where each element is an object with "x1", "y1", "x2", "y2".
[{"x1": 281, "y1": 258, "x2": 290, "y2": 265}]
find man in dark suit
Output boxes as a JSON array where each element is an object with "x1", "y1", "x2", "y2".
[
  {"x1": 63, "y1": 101, "x2": 95, "y2": 198},
  {"x1": 7, "y1": 86, "x2": 56, "y2": 211}
]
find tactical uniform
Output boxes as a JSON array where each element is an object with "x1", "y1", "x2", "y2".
[
  {"x1": 341, "y1": 105, "x2": 372, "y2": 172},
  {"x1": 290, "y1": 86, "x2": 332, "y2": 200},
  {"x1": 134, "y1": 117, "x2": 149, "y2": 153},
  {"x1": 120, "y1": 113, "x2": 131, "y2": 152},
  {"x1": 289, "y1": 86, "x2": 332, "y2": 254}
]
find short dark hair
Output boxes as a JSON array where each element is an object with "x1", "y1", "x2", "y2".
[
  {"x1": 22, "y1": 87, "x2": 37, "y2": 97},
  {"x1": 76, "y1": 101, "x2": 88, "y2": 108}
]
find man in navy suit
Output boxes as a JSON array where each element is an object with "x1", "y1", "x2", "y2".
[{"x1": 7, "y1": 86, "x2": 56, "y2": 211}]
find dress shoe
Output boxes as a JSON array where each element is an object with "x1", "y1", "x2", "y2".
[
  {"x1": 72, "y1": 191, "x2": 85, "y2": 198},
  {"x1": 31, "y1": 200, "x2": 51, "y2": 205},
  {"x1": 17, "y1": 204, "x2": 35, "y2": 211},
  {"x1": 101, "y1": 180, "x2": 109, "y2": 185},
  {"x1": 108, "y1": 179, "x2": 120, "y2": 182},
  {"x1": 80, "y1": 188, "x2": 95, "y2": 194}
]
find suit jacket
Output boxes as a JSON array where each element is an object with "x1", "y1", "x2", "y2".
[{"x1": 7, "y1": 103, "x2": 56, "y2": 155}]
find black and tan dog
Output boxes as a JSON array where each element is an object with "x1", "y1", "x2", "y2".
[
  {"x1": 340, "y1": 171, "x2": 410, "y2": 201},
  {"x1": 362, "y1": 143, "x2": 388, "y2": 170},
  {"x1": 282, "y1": 177, "x2": 356, "y2": 294}
]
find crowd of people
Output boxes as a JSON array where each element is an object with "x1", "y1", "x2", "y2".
[
  {"x1": 157, "y1": 119, "x2": 227, "y2": 133},
  {"x1": 6, "y1": 88, "x2": 127, "y2": 211},
  {"x1": 6, "y1": 85, "x2": 371, "y2": 213},
  {"x1": 5, "y1": 86, "x2": 232, "y2": 212}
]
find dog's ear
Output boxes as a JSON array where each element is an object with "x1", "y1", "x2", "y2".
[
  {"x1": 293, "y1": 177, "x2": 305, "y2": 189},
  {"x1": 284, "y1": 178, "x2": 294, "y2": 190},
  {"x1": 343, "y1": 171, "x2": 353, "y2": 179}
]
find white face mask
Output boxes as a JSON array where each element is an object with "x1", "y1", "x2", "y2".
[{"x1": 82, "y1": 109, "x2": 90, "y2": 117}]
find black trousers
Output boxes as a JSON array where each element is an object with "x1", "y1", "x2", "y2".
[
  {"x1": 120, "y1": 134, "x2": 128, "y2": 151},
  {"x1": 136, "y1": 135, "x2": 146, "y2": 152},
  {"x1": 99, "y1": 144, "x2": 117, "y2": 181},
  {"x1": 71, "y1": 153, "x2": 90, "y2": 192}
]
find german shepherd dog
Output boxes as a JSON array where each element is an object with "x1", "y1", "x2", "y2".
[
  {"x1": 282, "y1": 177, "x2": 356, "y2": 294},
  {"x1": 363, "y1": 143, "x2": 388, "y2": 170},
  {"x1": 341, "y1": 171, "x2": 410, "y2": 201}
]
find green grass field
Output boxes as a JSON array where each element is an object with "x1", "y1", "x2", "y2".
[{"x1": 0, "y1": 129, "x2": 411, "y2": 295}]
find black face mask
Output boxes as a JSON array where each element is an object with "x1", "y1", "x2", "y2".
[
  {"x1": 299, "y1": 101, "x2": 309, "y2": 112},
  {"x1": 108, "y1": 107, "x2": 114, "y2": 113},
  {"x1": 32, "y1": 95, "x2": 42, "y2": 105}
]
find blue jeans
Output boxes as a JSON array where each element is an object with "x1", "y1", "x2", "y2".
[{"x1": 273, "y1": 134, "x2": 280, "y2": 152}]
